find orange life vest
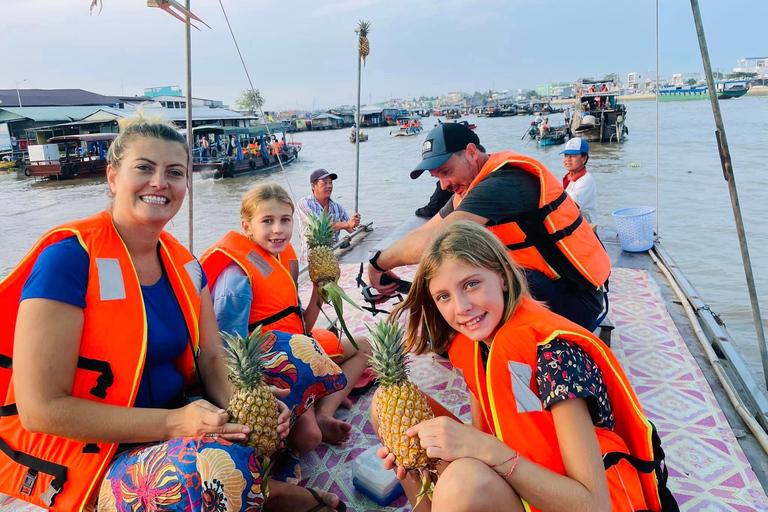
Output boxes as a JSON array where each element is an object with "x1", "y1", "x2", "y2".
[
  {"x1": 448, "y1": 297, "x2": 677, "y2": 512},
  {"x1": 0, "y1": 211, "x2": 203, "y2": 512},
  {"x1": 454, "y1": 151, "x2": 610, "y2": 289},
  {"x1": 200, "y1": 231, "x2": 305, "y2": 335}
]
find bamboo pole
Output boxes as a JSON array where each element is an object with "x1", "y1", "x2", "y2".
[
  {"x1": 354, "y1": 30, "x2": 362, "y2": 214},
  {"x1": 185, "y1": 0, "x2": 194, "y2": 253},
  {"x1": 689, "y1": 0, "x2": 768, "y2": 387}
]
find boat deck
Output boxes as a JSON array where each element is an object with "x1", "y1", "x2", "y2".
[
  {"x1": 291, "y1": 219, "x2": 768, "y2": 511},
  {"x1": 3, "y1": 220, "x2": 768, "y2": 512}
]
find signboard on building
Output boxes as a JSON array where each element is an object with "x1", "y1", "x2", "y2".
[{"x1": 0, "y1": 123, "x2": 12, "y2": 153}]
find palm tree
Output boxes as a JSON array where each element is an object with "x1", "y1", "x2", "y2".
[{"x1": 236, "y1": 89, "x2": 265, "y2": 115}]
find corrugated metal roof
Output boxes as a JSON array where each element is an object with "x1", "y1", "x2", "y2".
[
  {"x1": 312, "y1": 113, "x2": 343, "y2": 120},
  {"x1": 0, "y1": 89, "x2": 120, "y2": 107},
  {"x1": 81, "y1": 107, "x2": 254, "y2": 122},
  {"x1": 0, "y1": 106, "x2": 105, "y2": 122}
]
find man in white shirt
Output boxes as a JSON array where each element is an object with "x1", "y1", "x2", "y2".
[{"x1": 561, "y1": 137, "x2": 598, "y2": 227}]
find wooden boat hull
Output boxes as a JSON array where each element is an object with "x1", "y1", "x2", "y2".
[
  {"x1": 538, "y1": 133, "x2": 567, "y2": 146},
  {"x1": 718, "y1": 89, "x2": 748, "y2": 99},
  {"x1": 25, "y1": 159, "x2": 109, "y2": 180},
  {"x1": 194, "y1": 147, "x2": 300, "y2": 179}
]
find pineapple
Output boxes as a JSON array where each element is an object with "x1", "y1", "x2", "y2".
[
  {"x1": 306, "y1": 209, "x2": 340, "y2": 286},
  {"x1": 221, "y1": 328, "x2": 281, "y2": 456},
  {"x1": 306, "y1": 210, "x2": 361, "y2": 349},
  {"x1": 368, "y1": 320, "x2": 436, "y2": 504},
  {"x1": 356, "y1": 20, "x2": 371, "y2": 66}
]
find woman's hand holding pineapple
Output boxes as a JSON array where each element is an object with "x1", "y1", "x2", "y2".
[{"x1": 166, "y1": 399, "x2": 251, "y2": 441}]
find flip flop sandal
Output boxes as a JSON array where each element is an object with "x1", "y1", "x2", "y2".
[
  {"x1": 304, "y1": 487, "x2": 348, "y2": 512},
  {"x1": 350, "y1": 367, "x2": 377, "y2": 396}
]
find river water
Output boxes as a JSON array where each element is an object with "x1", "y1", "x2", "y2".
[{"x1": 2, "y1": 98, "x2": 767, "y2": 378}]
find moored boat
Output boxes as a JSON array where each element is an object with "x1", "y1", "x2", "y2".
[
  {"x1": 718, "y1": 80, "x2": 748, "y2": 99},
  {"x1": 23, "y1": 133, "x2": 117, "y2": 180},
  {"x1": 571, "y1": 91, "x2": 628, "y2": 142}
]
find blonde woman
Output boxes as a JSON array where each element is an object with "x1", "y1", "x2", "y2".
[
  {"x1": 371, "y1": 221, "x2": 676, "y2": 512},
  {"x1": 0, "y1": 112, "x2": 342, "y2": 512}
]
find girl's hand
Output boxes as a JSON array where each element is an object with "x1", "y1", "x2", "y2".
[
  {"x1": 407, "y1": 416, "x2": 494, "y2": 462},
  {"x1": 271, "y1": 386, "x2": 291, "y2": 439},
  {"x1": 377, "y1": 444, "x2": 420, "y2": 482},
  {"x1": 167, "y1": 399, "x2": 250, "y2": 441}
]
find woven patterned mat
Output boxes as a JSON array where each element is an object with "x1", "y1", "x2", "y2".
[{"x1": 3, "y1": 266, "x2": 767, "y2": 512}]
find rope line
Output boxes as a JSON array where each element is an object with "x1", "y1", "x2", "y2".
[{"x1": 217, "y1": 0, "x2": 296, "y2": 201}]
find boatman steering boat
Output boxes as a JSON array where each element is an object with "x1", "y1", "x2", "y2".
[{"x1": 367, "y1": 122, "x2": 611, "y2": 330}]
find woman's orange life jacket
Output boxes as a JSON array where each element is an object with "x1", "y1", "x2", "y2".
[
  {"x1": 448, "y1": 297, "x2": 676, "y2": 512},
  {"x1": 200, "y1": 231, "x2": 305, "y2": 335},
  {"x1": 453, "y1": 151, "x2": 611, "y2": 290},
  {"x1": 0, "y1": 211, "x2": 203, "y2": 512}
]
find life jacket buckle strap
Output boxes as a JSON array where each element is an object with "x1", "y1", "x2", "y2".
[
  {"x1": 76, "y1": 357, "x2": 115, "y2": 399},
  {"x1": 40, "y1": 479, "x2": 65, "y2": 508},
  {"x1": 0, "y1": 354, "x2": 12, "y2": 369}
]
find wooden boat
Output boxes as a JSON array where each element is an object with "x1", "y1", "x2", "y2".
[
  {"x1": 537, "y1": 127, "x2": 567, "y2": 146},
  {"x1": 445, "y1": 108, "x2": 462, "y2": 120},
  {"x1": 718, "y1": 80, "x2": 748, "y2": 99},
  {"x1": 391, "y1": 116, "x2": 423, "y2": 137},
  {"x1": 189, "y1": 124, "x2": 301, "y2": 179},
  {"x1": 350, "y1": 133, "x2": 368, "y2": 143},
  {"x1": 23, "y1": 133, "x2": 118, "y2": 180},
  {"x1": 571, "y1": 92, "x2": 628, "y2": 142}
]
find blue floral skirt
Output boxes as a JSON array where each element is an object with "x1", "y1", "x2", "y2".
[{"x1": 97, "y1": 436, "x2": 265, "y2": 512}]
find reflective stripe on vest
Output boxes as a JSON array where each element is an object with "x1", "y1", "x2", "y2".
[
  {"x1": 448, "y1": 297, "x2": 674, "y2": 512},
  {"x1": 200, "y1": 232, "x2": 305, "y2": 335},
  {"x1": 453, "y1": 151, "x2": 611, "y2": 290},
  {"x1": 0, "y1": 210, "x2": 202, "y2": 512}
]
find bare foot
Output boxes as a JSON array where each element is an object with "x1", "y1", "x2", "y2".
[
  {"x1": 339, "y1": 397, "x2": 353, "y2": 409},
  {"x1": 316, "y1": 413, "x2": 352, "y2": 445}
]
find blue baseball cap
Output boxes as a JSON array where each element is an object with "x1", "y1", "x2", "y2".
[
  {"x1": 560, "y1": 137, "x2": 589, "y2": 155},
  {"x1": 411, "y1": 123, "x2": 481, "y2": 179}
]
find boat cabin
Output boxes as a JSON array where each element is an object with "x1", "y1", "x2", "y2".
[{"x1": 24, "y1": 133, "x2": 117, "y2": 180}]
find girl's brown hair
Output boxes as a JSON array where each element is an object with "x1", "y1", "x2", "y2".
[
  {"x1": 390, "y1": 221, "x2": 530, "y2": 355},
  {"x1": 241, "y1": 183, "x2": 294, "y2": 222}
]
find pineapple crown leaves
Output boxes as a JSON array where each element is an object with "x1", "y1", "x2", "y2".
[
  {"x1": 220, "y1": 328, "x2": 271, "y2": 390},
  {"x1": 306, "y1": 209, "x2": 335, "y2": 248},
  {"x1": 355, "y1": 20, "x2": 370, "y2": 36},
  {"x1": 366, "y1": 320, "x2": 409, "y2": 387},
  {"x1": 317, "y1": 281, "x2": 362, "y2": 350}
]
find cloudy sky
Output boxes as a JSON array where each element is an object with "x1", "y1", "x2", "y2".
[{"x1": 4, "y1": 0, "x2": 766, "y2": 110}]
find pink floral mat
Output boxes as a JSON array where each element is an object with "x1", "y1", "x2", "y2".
[{"x1": 3, "y1": 266, "x2": 766, "y2": 511}]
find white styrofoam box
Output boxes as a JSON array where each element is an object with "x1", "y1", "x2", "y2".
[{"x1": 28, "y1": 144, "x2": 60, "y2": 163}]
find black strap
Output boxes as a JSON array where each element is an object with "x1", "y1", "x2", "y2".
[
  {"x1": 248, "y1": 306, "x2": 302, "y2": 333},
  {"x1": 0, "y1": 403, "x2": 18, "y2": 416},
  {"x1": 0, "y1": 354, "x2": 12, "y2": 369},
  {"x1": 82, "y1": 443, "x2": 100, "y2": 454},
  {"x1": 76, "y1": 357, "x2": 114, "y2": 399},
  {"x1": 506, "y1": 215, "x2": 583, "y2": 252},
  {"x1": 491, "y1": 190, "x2": 570, "y2": 226},
  {"x1": 0, "y1": 436, "x2": 68, "y2": 507},
  {"x1": 603, "y1": 451, "x2": 660, "y2": 473}
]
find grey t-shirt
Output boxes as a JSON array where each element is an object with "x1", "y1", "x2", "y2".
[{"x1": 439, "y1": 165, "x2": 541, "y2": 223}]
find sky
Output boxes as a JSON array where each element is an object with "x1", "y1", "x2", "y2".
[{"x1": 3, "y1": 0, "x2": 767, "y2": 111}]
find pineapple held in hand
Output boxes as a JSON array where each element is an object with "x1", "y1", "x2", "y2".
[
  {"x1": 306, "y1": 209, "x2": 361, "y2": 348},
  {"x1": 221, "y1": 327, "x2": 280, "y2": 455},
  {"x1": 369, "y1": 320, "x2": 436, "y2": 503}
]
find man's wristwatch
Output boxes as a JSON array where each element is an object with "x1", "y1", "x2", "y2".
[{"x1": 369, "y1": 250, "x2": 386, "y2": 272}]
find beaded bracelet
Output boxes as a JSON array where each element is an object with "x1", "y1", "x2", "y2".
[{"x1": 492, "y1": 451, "x2": 520, "y2": 479}]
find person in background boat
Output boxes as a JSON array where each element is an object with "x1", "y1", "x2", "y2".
[
  {"x1": 351, "y1": 124, "x2": 357, "y2": 140},
  {"x1": 533, "y1": 113, "x2": 542, "y2": 125},
  {"x1": 539, "y1": 118, "x2": 550, "y2": 138},
  {"x1": 0, "y1": 112, "x2": 350, "y2": 512},
  {"x1": 564, "y1": 107, "x2": 571, "y2": 131},
  {"x1": 297, "y1": 169, "x2": 361, "y2": 266},
  {"x1": 561, "y1": 137, "x2": 597, "y2": 228},
  {"x1": 367, "y1": 122, "x2": 610, "y2": 330},
  {"x1": 415, "y1": 180, "x2": 454, "y2": 218},
  {"x1": 589, "y1": 84, "x2": 597, "y2": 93},
  {"x1": 373, "y1": 222, "x2": 676, "y2": 512},
  {"x1": 601, "y1": 83, "x2": 609, "y2": 92},
  {"x1": 202, "y1": 183, "x2": 371, "y2": 450},
  {"x1": 201, "y1": 135, "x2": 210, "y2": 158}
]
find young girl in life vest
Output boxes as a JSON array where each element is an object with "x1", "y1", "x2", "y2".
[
  {"x1": 201, "y1": 184, "x2": 371, "y2": 451},
  {"x1": 373, "y1": 221, "x2": 675, "y2": 512}
]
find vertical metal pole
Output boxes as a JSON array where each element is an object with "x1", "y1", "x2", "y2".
[
  {"x1": 16, "y1": 88, "x2": 22, "y2": 108},
  {"x1": 354, "y1": 43, "x2": 362, "y2": 214},
  {"x1": 690, "y1": 0, "x2": 768, "y2": 386},
  {"x1": 655, "y1": 0, "x2": 659, "y2": 239},
  {"x1": 185, "y1": 0, "x2": 194, "y2": 253}
]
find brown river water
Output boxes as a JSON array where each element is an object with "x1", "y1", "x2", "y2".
[{"x1": 1, "y1": 98, "x2": 767, "y2": 378}]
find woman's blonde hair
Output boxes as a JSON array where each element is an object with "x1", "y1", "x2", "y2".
[
  {"x1": 241, "y1": 183, "x2": 294, "y2": 222},
  {"x1": 390, "y1": 221, "x2": 530, "y2": 355},
  {"x1": 106, "y1": 106, "x2": 187, "y2": 168}
]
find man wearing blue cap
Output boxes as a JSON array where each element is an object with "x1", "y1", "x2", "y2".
[
  {"x1": 561, "y1": 137, "x2": 597, "y2": 227},
  {"x1": 367, "y1": 123, "x2": 610, "y2": 329}
]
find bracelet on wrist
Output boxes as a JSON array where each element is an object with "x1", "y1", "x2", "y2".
[
  {"x1": 369, "y1": 250, "x2": 386, "y2": 272},
  {"x1": 492, "y1": 451, "x2": 520, "y2": 479}
]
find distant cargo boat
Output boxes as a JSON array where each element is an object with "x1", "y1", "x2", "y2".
[
  {"x1": 571, "y1": 92, "x2": 628, "y2": 143},
  {"x1": 658, "y1": 80, "x2": 748, "y2": 101},
  {"x1": 23, "y1": 133, "x2": 117, "y2": 180},
  {"x1": 717, "y1": 80, "x2": 748, "y2": 99}
]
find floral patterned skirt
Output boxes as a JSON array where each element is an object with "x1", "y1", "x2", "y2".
[{"x1": 98, "y1": 436, "x2": 265, "y2": 512}]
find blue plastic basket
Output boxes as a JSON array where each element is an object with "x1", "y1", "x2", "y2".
[{"x1": 612, "y1": 207, "x2": 655, "y2": 252}]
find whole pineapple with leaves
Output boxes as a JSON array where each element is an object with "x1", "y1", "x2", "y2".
[
  {"x1": 356, "y1": 20, "x2": 371, "y2": 66},
  {"x1": 221, "y1": 328, "x2": 281, "y2": 455},
  {"x1": 306, "y1": 209, "x2": 361, "y2": 349},
  {"x1": 368, "y1": 320, "x2": 436, "y2": 504}
]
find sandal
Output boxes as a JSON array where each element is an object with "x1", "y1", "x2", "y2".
[{"x1": 304, "y1": 487, "x2": 347, "y2": 512}]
